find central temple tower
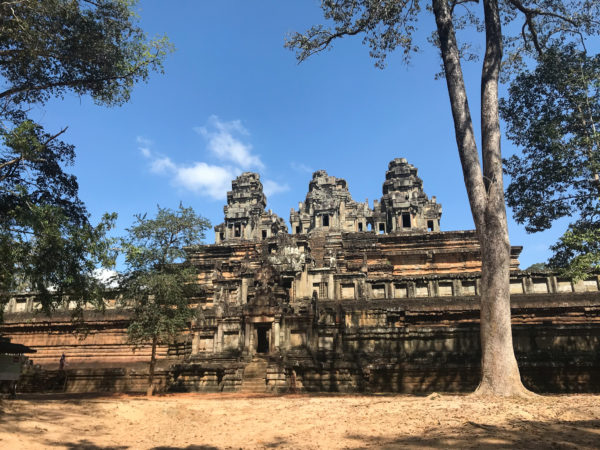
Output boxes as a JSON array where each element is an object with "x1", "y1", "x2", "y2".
[{"x1": 289, "y1": 170, "x2": 372, "y2": 234}]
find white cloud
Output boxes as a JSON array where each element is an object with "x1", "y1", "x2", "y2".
[
  {"x1": 290, "y1": 161, "x2": 314, "y2": 174},
  {"x1": 93, "y1": 268, "x2": 119, "y2": 289},
  {"x1": 263, "y1": 179, "x2": 290, "y2": 197},
  {"x1": 175, "y1": 163, "x2": 239, "y2": 200},
  {"x1": 137, "y1": 118, "x2": 288, "y2": 202},
  {"x1": 150, "y1": 156, "x2": 177, "y2": 174},
  {"x1": 137, "y1": 135, "x2": 236, "y2": 200},
  {"x1": 194, "y1": 115, "x2": 264, "y2": 169},
  {"x1": 136, "y1": 136, "x2": 153, "y2": 146},
  {"x1": 136, "y1": 136, "x2": 153, "y2": 158}
]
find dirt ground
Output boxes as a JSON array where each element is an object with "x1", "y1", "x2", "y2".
[{"x1": 0, "y1": 393, "x2": 599, "y2": 449}]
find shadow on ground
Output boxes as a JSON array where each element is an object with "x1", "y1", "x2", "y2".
[
  {"x1": 42, "y1": 440, "x2": 128, "y2": 450},
  {"x1": 346, "y1": 419, "x2": 600, "y2": 449}
]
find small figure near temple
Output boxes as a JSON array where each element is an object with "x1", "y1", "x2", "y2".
[{"x1": 289, "y1": 368, "x2": 297, "y2": 394}]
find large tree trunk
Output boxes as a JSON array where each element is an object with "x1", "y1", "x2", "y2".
[
  {"x1": 476, "y1": 0, "x2": 528, "y2": 396},
  {"x1": 433, "y1": 0, "x2": 529, "y2": 396},
  {"x1": 147, "y1": 334, "x2": 158, "y2": 396}
]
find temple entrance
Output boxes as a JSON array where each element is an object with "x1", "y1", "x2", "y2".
[{"x1": 255, "y1": 324, "x2": 270, "y2": 353}]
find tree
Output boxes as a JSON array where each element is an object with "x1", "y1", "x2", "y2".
[
  {"x1": 0, "y1": 0, "x2": 171, "y2": 312},
  {"x1": 0, "y1": 117, "x2": 118, "y2": 319},
  {"x1": 119, "y1": 205, "x2": 210, "y2": 396},
  {"x1": 286, "y1": 0, "x2": 599, "y2": 396},
  {"x1": 500, "y1": 45, "x2": 600, "y2": 280},
  {"x1": 526, "y1": 262, "x2": 548, "y2": 272},
  {"x1": 0, "y1": 0, "x2": 170, "y2": 108}
]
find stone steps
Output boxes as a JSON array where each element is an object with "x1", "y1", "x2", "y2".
[{"x1": 240, "y1": 357, "x2": 268, "y2": 393}]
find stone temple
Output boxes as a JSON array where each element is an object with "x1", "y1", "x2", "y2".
[{"x1": 2, "y1": 159, "x2": 600, "y2": 393}]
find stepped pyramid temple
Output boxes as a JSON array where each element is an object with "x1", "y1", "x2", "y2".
[{"x1": 2, "y1": 159, "x2": 600, "y2": 393}]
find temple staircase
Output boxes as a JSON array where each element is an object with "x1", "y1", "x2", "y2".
[{"x1": 240, "y1": 356, "x2": 268, "y2": 393}]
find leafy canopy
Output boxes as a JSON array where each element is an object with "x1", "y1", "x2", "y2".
[
  {"x1": 285, "y1": 0, "x2": 599, "y2": 73},
  {"x1": 0, "y1": 0, "x2": 171, "y2": 312},
  {"x1": 500, "y1": 45, "x2": 600, "y2": 278},
  {"x1": 119, "y1": 205, "x2": 210, "y2": 346},
  {"x1": 0, "y1": 118, "x2": 117, "y2": 316},
  {"x1": 0, "y1": 0, "x2": 171, "y2": 107}
]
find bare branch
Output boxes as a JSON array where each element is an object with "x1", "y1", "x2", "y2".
[
  {"x1": 507, "y1": 0, "x2": 578, "y2": 27},
  {"x1": 507, "y1": 0, "x2": 583, "y2": 56},
  {"x1": 0, "y1": 156, "x2": 22, "y2": 172},
  {"x1": 41, "y1": 126, "x2": 68, "y2": 148}
]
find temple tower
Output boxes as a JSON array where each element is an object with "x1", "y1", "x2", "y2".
[
  {"x1": 290, "y1": 170, "x2": 371, "y2": 234},
  {"x1": 372, "y1": 158, "x2": 442, "y2": 233},
  {"x1": 214, "y1": 172, "x2": 287, "y2": 243}
]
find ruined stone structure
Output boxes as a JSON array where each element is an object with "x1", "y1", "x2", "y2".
[
  {"x1": 290, "y1": 169, "x2": 372, "y2": 234},
  {"x1": 289, "y1": 159, "x2": 441, "y2": 235},
  {"x1": 2, "y1": 159, "x2": 600, "y2": 394},
  {"x1": 214, "y1": 172, "x2": 287, "y2": 243},
  {"x1": 373, "y1": 158, "x2": 442, "y2": 233}
]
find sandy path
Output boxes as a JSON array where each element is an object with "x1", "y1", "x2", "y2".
[{"x1": 1, "y1": 393, "x2": 599, "y2": 449}]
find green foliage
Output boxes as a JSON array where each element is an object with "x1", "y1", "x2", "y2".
[
  {"x1": 0, "y1": 0, "x2": 172, "y2": 107},
  {"x1": 119, "y1": 205, "x2": 210, "y2": 347},
  {"x1": 285, "y1": 1, "x2": 599, "y2": 72},
  {"x1": 285, "y1": 0, "x2": 422, "y2": 68},
  {"x1": 525, "y1": 262, "x2": 548, "y2": 272},
  {"x1": 549, "y1": 221, "x2": 600, "y2": 280},
  {"x1": 0, "y1": 0, "x2": 170, "y2": 314},
  {"x1": 0, "y1": 118, "x2": 117, "y2": 317},
  {"x1": 501, "y1": 45, "x2": 600, "y2": 278}
]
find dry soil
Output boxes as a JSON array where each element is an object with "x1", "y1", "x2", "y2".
[{"x1": 1, "y1": 393, "x2": 599, "y2": 449}]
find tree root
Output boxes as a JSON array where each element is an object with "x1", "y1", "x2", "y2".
[{"x1": 470, "y1": 382, "x2": 538, "y2": 399}]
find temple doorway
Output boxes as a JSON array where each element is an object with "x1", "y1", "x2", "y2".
[{"x1": 256, "y1": 324, "x2": 270, "y2": 353}]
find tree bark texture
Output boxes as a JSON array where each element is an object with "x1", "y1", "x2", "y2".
[
  {"x1": 432, "y1": 0, "x2": 529, "y2": 396},
  {"x1": 147, "y1": 334, "x2": 158, "y2": 396}
]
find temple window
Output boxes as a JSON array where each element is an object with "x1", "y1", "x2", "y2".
[
  {"x1": 323, "y1": 215, "x2": 330, "y2": 227},
  {"x1": 320, "y1": 282, "x2": 328, "y2": 299},
  {"x1": 402, "y1": 213, "x2": 411, "y2": 228},
  {"x1": 312, "y1": 282, "x2": 320, "y2": 298},
  {"x1": 372, "y1": 284, "x2": 385, "y2": 298}
]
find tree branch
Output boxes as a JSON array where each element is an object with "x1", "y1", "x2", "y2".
[
  {"x1": 292, "y1": 25, "x2": 366, "y2": 63},
  {"x1": 0, "y1": 53, "x2": 159, "y2": 101},
  {"x1": 507, "y1": 0, "x2": 578, "y2": 27},
  {"x1": 0, "y1": 126, "x2": 67, "y2": 182},
  {"x1": 507, "y1": 0, "x2": 580, "y2": 56}
]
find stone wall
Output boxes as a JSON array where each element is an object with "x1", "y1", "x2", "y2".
[
  {"x1": 3, "y1": 288, "x2": 599, "y2": 394},
  {"x1": 2, "y1": 160, "x2": 600, "y2": 394}
]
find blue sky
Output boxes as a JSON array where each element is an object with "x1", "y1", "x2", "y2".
[{"x1": 34, "y1": 1, "x2": 571, "y2": 269}]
